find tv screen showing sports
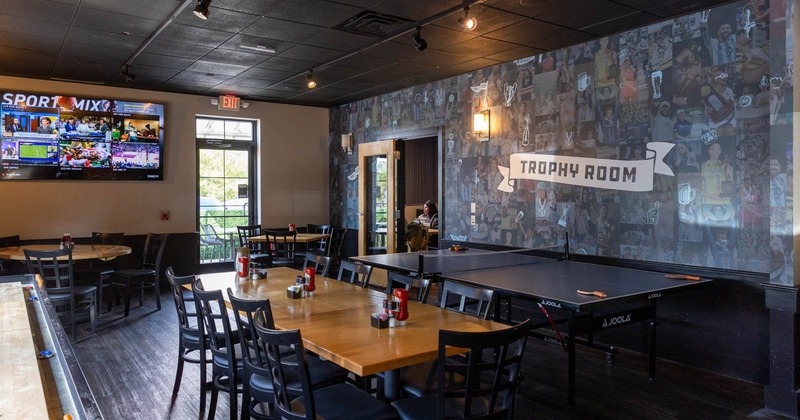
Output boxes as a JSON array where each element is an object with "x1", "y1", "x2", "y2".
[{"x1": 0, "y1": 91, "x2": 164, "y2": 180}]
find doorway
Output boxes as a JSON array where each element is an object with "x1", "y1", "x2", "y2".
[{"x1": 357, "y1": 129, "x2": 442, "y2": 257}]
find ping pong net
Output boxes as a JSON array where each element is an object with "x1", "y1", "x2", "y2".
[{"x1": 416, "y1": 240, "x2": 568, "y2": 276}]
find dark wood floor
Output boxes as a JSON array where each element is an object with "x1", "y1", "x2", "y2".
[{"x1": 72, "y1": 289, "x2": 788, "y2": 420}]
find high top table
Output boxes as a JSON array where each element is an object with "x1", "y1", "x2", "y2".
[
  {"x1": 245, "y1": 233, "x2": 329, "y2": 243},
  {"x1": 0, "y1": 244, "x2": 132, "y2": 261}
]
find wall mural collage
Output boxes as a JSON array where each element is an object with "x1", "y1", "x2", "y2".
[{"x1": 329, "y1": 0, "x2": 794, "y2": 284}]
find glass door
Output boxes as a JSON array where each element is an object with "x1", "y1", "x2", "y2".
[
  {"x1": 196, "y1": 117, "x2": 256, "y2": 264},
  {"x1": 358, "y1": 140, "x2": 396, "y2": 256}
]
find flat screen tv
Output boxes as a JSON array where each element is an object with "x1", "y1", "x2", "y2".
[{"x1": 0, "y1": 91, "x2": 165, "y2": 181}]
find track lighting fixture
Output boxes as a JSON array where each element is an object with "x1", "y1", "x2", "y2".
[
  {"x1": 412, "y1": 26, "x2": 427, "y2": 52},
  {"x1": 121, "y1": 65, "x2": 135, "y2": 83},
  {"x1": 193, "y1": 0, "x2": 211, "y2": 20},
  {"x1": 458, "y1": 6, "x2": 477, "y2": 30},
  {"x1": 306, "y1": 71, "x2": 317, "y2": 89}
]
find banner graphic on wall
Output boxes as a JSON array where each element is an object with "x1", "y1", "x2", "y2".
[{"x1": 497, "y1": 142, "x2": 675, "y2": 193}]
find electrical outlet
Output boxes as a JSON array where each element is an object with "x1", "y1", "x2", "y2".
[{"x1": 160, "y1": 210, "x2": 170, "y2": 220}]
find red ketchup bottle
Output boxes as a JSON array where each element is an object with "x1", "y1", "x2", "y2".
[
  {"x1": 393, "y1": 288, "x2": 409, "y2": 325},
  {"x1": 304, "y1": 267, "x2": 316, "y2": 295}
]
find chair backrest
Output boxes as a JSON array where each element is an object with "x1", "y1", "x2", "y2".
[
  {"x1": 237, "y1": 224, "x2": 263, "y2": 252},
  {"x1": 142, "y1": 233, "x2": 169, "y2": 272},
  {"x1": 306, "y1": 224, "x2": 331, "y2": 254},
  {"x1": 227, "y1": 289, "x2": 274, "y2": 378},
  {"x1": 263, "y1": 229, "x2": 297, "y2": 263},
  {"x1": 91, "y1": 232, "x2": 124, "y2": 245},
  {"x1": 192, "y1": 278, "x2": 236, "y2": 365},
  {"x1": 327, "y1": 227, "x2": 347, "y2": 264},
  {"x1": 337, "y1": 260, "x2": 372, "y2": 288},
  {"x1": 200, "y1": 224, "x2": 222, "y2": 245},
  {"x1": 439, "y1": 280, "x2": 495, "y2": 320},
  {"x1": 25, "y1": 247, "x2": 74, "y2": 294},
  {"x1": 405, "y1": 221, "x2": 428, "y2": 252},
  {"x1": 301, "y1": 254, "x2": 331, "y2": 278},
  {"x1": 436, "y1": 319, "x2": 532, "y2": 419},
  {"x1": 165, "y1": 266, "x2": 199, "y2": 335},
  {"x1": 254, "y1": 311, "x2": 316, "y2": 420},
  {"x1": 387, "y1": 271, "x2": 433, "y2": 303}
]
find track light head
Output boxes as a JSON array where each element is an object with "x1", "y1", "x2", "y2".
[
  {"x1": 306, "y1": 71, "x2": 317, "y2": 89},
  {"x1": 458, "y1": 6, "x2": 477, "y2": 30},
  {"x1": 412, "y1": 26, "x2": 427, "y2": 52},
  {"x1": 193, "y1": 0, "x2": 211, "y2": 20},
  {"x1": 121, "y1": 65, "x2": 136, "y2": 83}
]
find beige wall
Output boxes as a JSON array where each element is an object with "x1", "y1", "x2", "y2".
[{"x1": 0, "y1": 76, "x2": 329, "y2": 240}]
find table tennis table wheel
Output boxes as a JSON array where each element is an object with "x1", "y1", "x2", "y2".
[{"x1": 606, "y1": 348, "x2": 616, "y2": 364}]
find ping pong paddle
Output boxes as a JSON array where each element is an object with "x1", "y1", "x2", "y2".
[
  {"x1": 577, "y1": 289, "x2": 607, "y2": 299},
  {"x1": 664, "y1": 274, "x2": 701, "y2": 281}
]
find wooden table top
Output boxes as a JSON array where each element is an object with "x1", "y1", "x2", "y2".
[
  {"x1": 0, "y1": 244, "x2": 132, "y2": 261},
  {"x1": 198, "y1": 268, "x2": 508, "y2": 376},
  {"x1": 247, "y1": 233, "x2": 329, "y2": 243}
]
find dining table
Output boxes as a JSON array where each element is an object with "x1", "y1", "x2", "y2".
[
  {"x1": 196, "y1": 267, "x2": 509, "y2": 399},
  {"x1": 246, "y1": 233, "x2": 329, "y2": 243},
  {"x1": 0, "y1": 244, "x2": 132, "y2": 261}
]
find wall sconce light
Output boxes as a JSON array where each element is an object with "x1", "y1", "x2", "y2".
[
  {"x1": 341, "y1": 133, "x2": 353, "y2": 154},
  {"x1": 473, "y1": 109, "x2": 490, "y2": 142}
]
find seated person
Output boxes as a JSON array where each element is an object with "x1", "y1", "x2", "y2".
[
  {"x1": 64, "y1": 118, "x2": 77, "y2": 133},
  {"x1": 416, "y1": 200, "x2": 439, "y2": 229},
  {"x1": 5, "y1": 117, "x2": 22, "y2": 133},
  {"x1": 36, "y1": 117, "x2": 57, "y2": 134},
  {"x1": 125, "y1": 122, "x2": 138, "y2": 140},
  {"x1": 141, "y1": 123, "x2": 155, "y2": 138}
]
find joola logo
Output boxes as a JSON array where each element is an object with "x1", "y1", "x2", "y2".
[
  {"x1": 648, "y1": 292, "x2": 661, "y2": 299},
  {"x1": 602, "y1": 314, "x2": 632, "y2": 328},
  {"x1": 540, "y1": 300, "x2": 561, "y2": 308},
  {"x1": 543, "y1": 336, "x2": 561, "y2": 345}
]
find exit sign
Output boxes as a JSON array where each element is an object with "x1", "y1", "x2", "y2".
[{"x1": 218, "y1": 95, "x2": 240, "y2": 111}]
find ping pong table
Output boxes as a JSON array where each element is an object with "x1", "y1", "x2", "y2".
[{"x1": 351, "y1": 247, "x2": 712, "y2": 407}]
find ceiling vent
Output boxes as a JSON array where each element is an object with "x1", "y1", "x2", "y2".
[{"x1": 334, "y1": 10, "x2": 414, "y2": 37}]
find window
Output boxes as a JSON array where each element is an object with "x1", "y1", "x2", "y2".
[{"x1": 196, "y1": 117, "x2": 257, "y2": 264}]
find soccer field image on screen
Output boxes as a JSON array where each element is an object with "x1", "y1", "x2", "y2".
[{"x1": 19, "y1": 142, "x2": 58, "y2": 162}]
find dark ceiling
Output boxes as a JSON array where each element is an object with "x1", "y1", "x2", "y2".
[{"x1": 1, "y1": 0, "x2": 729, "y2": 108}]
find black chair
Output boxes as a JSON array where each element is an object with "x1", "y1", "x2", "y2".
[
  {"x1": 438, "y1": 280, "x2": 495, "y2": 320},
  {"x1": 25, "y1": 247, "x2": 97, "y2": 340},
  {"x1": 387, "y1": 271, "x2": 434, "y2": 303},
  {"x1": 237, "y1": 225, "x2": 272, "y2": 267},
  {"x1": 254, "y1": 312, "x2": 398, "y2": 420},
  {"x1": 193, "y1": 279, "x2": 242, "y2": 420},
  {"x1": 401, "y1": 281, "x2": 496, "y2": 398},
  {"x1": 305, "y1": 223, "x2": 331, "y2": 256},
  {"x1": 263, "y1": 229, "x2": 297, "y2": 268},
  {"x1": 74, "y1": 231, "x2": 124, "y2": 312},
  {"x1": 301, "y1": 254, "x2": 331, "y2": 278},
  {"x1": 109, "y1": 232, "x2": 168, "y2": 316},
  {"x1": 327, "y1": 227, "x2": 348, "y2": 271},
  {"x1": 337, "y1": 260, "x2": 372, "y2": 288},
  {"x1": 0, "y1": 234, "x2": 21, "y2": 274},
  {"x1": 227, "y1": 290, "x2": 349, "y2": 420},
  {"x1": 201, "y1": 224, "x2": 226, "y2": 262},
  {"x1": 165, "y1": 267, "x2": 211, "y2": 413},
  {"x1": 391, "y1": 319, "x2": 533, "y2": 420}
]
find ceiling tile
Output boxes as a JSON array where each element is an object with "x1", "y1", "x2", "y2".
[
  {"x1": 267, "y1": 0, "x2": 363, "y2": 27},
  {"x1": 242, "y1": 17, "x2": 326, "y2": 43}
]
